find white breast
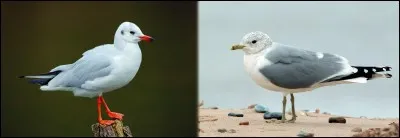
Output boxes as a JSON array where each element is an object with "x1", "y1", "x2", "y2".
[
  {"x1": 110, "y1": 45, "x2": 142, "y2": 88},
  {"x1": 243, "y1": 51, "x2": 284, "y2": 92},
  {"x1": 90, "y1": 44, "x2": 142, "y2": 94}
]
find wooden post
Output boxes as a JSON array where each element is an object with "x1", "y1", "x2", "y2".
[{"x1": 91, "y1": 120, "x2": 133, "y2": 137}]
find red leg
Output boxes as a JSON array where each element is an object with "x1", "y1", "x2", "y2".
[
  {"x1": 97, "y1": 96, "x2": 115, "y2": 125},
  {"x1": 100, "y1": 96, "x2": 124, "y2": 120}
]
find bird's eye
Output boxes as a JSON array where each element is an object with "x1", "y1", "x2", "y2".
[
  {"x1": 130, "y1": 31, "x2": 135, "y2": 35},
  {"x1": 121, "y1": 31, "x2": 124, "y2": 35},
  {"x1": 251, "y1": 40, "x2": 257, "y2": 44}
]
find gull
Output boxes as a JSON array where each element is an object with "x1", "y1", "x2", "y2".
[
  {"x1": 19, "y1": 21, "x2": 154, "y2": 125},
  {"x1": 231, "y1": 31, "x2": 392, "y2": 123}
]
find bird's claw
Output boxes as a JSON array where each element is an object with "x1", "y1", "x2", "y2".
[
  {"x1": 108, "y1": 112, "x2": 124, "y2": 120},
  {"x1": 287, "y1": 119, "x2": 296, "y2": 123},
  {"x1": 280, "y1": 118, "x2": 296, "y2": 123}
]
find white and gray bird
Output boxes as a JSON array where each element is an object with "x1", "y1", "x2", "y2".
[
  {"x1": 231, "y1": 31, "x2": 392, "y2": 123},
  {"x1": 19, "y1": 21, "x2": 154, "y2": 125}
]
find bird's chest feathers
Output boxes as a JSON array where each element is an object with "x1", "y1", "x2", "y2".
[
  {"x1": 243, "y1": 52, "x2": 281, "y2": 91},
  {"x1": 111, "y1": 50, "x2": 142, "y2": 83},
  {"x1": 244, "y1": 53, "x2": 268, "y2": 83}
]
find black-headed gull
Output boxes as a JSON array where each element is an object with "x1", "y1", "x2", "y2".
[
  {"x1": 231, "y1": 31, "x2": 392, "y2": 123},
  {"x1": 19, "y1": 21, "x2": 154, "y2": 125}
]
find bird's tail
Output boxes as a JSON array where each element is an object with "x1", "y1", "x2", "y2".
[
  {"x1": 349, "y1": 66, "x2": 392, "y2": 80},
  {"x1": 18, "y1": 70, "x2": 62, "y2": 86},
  {"x1": 323, "y1": 66, "x2": 392, "y2": 83}
]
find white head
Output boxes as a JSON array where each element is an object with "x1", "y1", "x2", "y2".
[
  {"x1": 114, "y1": 22, "x2": 154, "y2": 50},
  {"x1": 231, "y1": 31, "x2": 273, "y2": 54}
]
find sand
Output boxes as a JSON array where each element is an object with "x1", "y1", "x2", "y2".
[{"x1": 198, "y1": 107, "x2": 399, "y2": 137}]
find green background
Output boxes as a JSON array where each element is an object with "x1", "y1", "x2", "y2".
[{"x1": 1, "y1": 1, "x2": 198, "y2": 137}]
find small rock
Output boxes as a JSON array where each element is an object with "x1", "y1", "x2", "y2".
[
  {"x1": 329, "y1": 117, "x2": 346, "y2": 124},
  {"x1": 297, "y1": 131, "x2": 314, "y2": 137},
  {"x1": 322, "y1": 112, "x2": 331, "y2": 115},
  {"x1": 239, "y1": 121, "x2": 249, "y2": 125},
  {"x1": 217, "y1": 128, "x2": 227, "y2": 133},
  {"x1": 352, "y1": 127, "x2": 362, "y2": 132},
  {"x1": 228, "y1": 129, "x2": 236, "y2": 133},
  {"x1": 315, "y1": 108, "x2": 320, "y2": 114},
  {"x1": 247, "y1": 104, "x2": 257, "y2": 109},
  {"x1": 264, "y1": 112, "x2": 282, "y2": 120},
  {"x1": 351, "y1": 122, "x2": 399, "y2": 137},
  {"x1": 209, "y1": 106, "x2": 218, "y2": 109},
  {"x1": 255, "y1": 104, "x2": 269, "y2": 113},
  {"x1": 228, "y1": 113, "x2": 244, "y2": 117},
  {"x1": 382, "y1": 127, "x2": 390, "y2": 131}
]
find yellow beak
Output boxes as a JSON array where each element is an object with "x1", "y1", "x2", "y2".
[{"x1": 231, "y1": 44, "x2": 246, "y2": 50}]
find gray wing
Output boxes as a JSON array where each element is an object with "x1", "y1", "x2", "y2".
[
  {"x1": 82, "y1": 44, "x2": 120, "y2": 57},
  {"x1": 259, "y1": 43, "x2": 349, "y2": 89},
  {"x1": 50, "y1": 54, "x2": 114, "y2": 90}
]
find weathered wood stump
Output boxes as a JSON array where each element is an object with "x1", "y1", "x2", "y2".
[{"x1": 91, "y1": 120, "x2": 133, "y2": 137}]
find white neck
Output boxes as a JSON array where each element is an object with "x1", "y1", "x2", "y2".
[
  {"x1": 114, "y1": 36, "x2": 126, "y2": 51},
  {"x1": 114, "y1": 37, "x2": 142, "y2": 59},
  {"x1": 123, "y1": 43, "x2": 142, "y2": 57}
]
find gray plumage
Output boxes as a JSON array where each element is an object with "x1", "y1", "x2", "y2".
[
  {"x1": 232, "y1": 31, "x2": 392, "y2": 123},
  {"x1": 48, "y1": 53, "x2": 114, "y2": 90},
  {"x1": 259, "y1": 43, "x2": 348, "y2": 89}
]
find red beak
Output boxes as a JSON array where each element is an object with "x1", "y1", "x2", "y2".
[{"x1": 139, "y1": 35, "x2": 154, "y2": 42}]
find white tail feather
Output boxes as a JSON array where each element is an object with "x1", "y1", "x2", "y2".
[{"x1": 343, "y1": 77, "x2": 368, "y2": 83}]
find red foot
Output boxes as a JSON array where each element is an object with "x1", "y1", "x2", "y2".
[
  {"x1": 99, "y1": 120, "x2": 115, "y2": 125},
  {"x1": 108, "y1": 112, "x2": 124, "y2": 120}
]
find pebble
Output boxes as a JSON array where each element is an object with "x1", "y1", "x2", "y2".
[
  {"x1": 351, "y1": 123, "x2": 399, "y2": 137},
  {"x1": 297, "y1": 131, "x2": 314, "y2": 137},
  {"x1": 382, "y1": 127, "x2": 390, "y2": 131},
  {"x1": 264, "y1": 112, "x2": 282, "y2": 120},
  {"x1": 239, "y1": 121, "x2": 249, "y2": 125},
  {"x1": 255, "y1": 104, "x2": 269, "y2": 113},
  {"x1": 228, "y1": 112, "x2": 244, "y2": 117},
  {"x1": 228, "y1": 129, "x2": 236, "y2": 133},
  {"x1": 217, "y1": 128, "x2": 227, "y2": 133},
  {"x1": 351, "y1": 127, "x2": 362, "y2": 132},
  {"x1": 322, "y1": 112, "x2": 331, "y2": 115},
  {"x1": 328, "y1": 117, "x2": 346, "y2": 124},
  {"x1": 209, "y1": 106, "x2": 218, "y2": 109}
]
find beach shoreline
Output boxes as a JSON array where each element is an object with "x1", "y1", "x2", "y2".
[{"x1": 198, "y1": 107, "x2": 399, "y2": 137}]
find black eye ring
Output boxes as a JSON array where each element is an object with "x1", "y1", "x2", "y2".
[
  {"x1": 121, "y1": 31, "x2": 124, "y2": 35},
  {"x1": 130, "y1": 31, "x2": 135, "y2": 35},
  {"x1": 251, "y1": 40, "x2": 257, "y2": 44}
]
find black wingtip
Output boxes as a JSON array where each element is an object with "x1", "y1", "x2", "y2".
[
  {"x1": 18, "y1": 76, "x2": 25, "y2": 78},
  {"x1": 384, "y1": 66, "x2": 392, "y2": 71}
]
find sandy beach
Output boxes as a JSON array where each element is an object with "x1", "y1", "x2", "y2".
[{"x1": 198, "y1": 107, "x2": 399, "y2": 137}]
